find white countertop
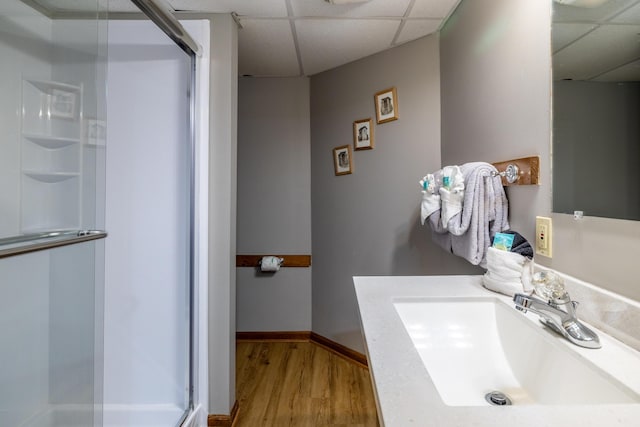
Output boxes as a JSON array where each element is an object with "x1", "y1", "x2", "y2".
[{"x1": 354, "y1": 275, "x2": 640, "y2": 427}]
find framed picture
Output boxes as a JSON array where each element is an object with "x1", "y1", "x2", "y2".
[
  {"x1": 374, "y1": 87, "x2": 398, "y2": 124},
  {"x1": 353, "y1": 118, "x2": 374, "y2": 150},
  {"x1": 85, "y1": 119, "x2": 106, "y2": 146},
  {"x1": 333, "y1": 145, "x2": 353, "y2": 176},
  {"x1": 50, "y1": 88, "x2": 77, "y2": 119}
]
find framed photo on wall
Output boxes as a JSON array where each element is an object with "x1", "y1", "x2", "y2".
[
  {"x1": 333, "y1": 145, "x2": 353, "y2": 176},
  {"x1": 374, "y1": 87, "x2": 398, "y2": 124},
  {"x1": 353, "y1": 118, "x2": 374, "y2": 150}
]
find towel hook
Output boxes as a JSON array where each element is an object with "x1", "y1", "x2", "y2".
[{"x1": 491, "y1": 163, "x2": 520, "y2": 184}]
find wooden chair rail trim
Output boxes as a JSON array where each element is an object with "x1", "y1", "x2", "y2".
[
  {"x1": 207, "y1": 400, "x2": 239, "y2": 427},
  {"x1": 236, "y1": 254, "x2": 311, "y2": 268},
  {"x1": 236, "y1": 331, "x2": 368, "y2": 369}
]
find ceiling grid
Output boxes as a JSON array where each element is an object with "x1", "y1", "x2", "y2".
[
  {"x1": 27, "y1": 0, "x2": 462, "y2": 76},
  {"x1": 553, "y1": 0, "x2": 640, "y2": 81}
]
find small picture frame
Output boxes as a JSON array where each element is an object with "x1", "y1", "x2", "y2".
[
  {"x1": 50, "y1": 88, "x2": 77, "y2": 119},
  {"x1": 333, "y1": 145, "x2": 353, "y2": 176},
  {"x1": 85, "y1": 119, "x2": 106, "y2": 146},
  {"x1": 374, "y1": 87, "x2": 399, "y2": 124},
  {"x1": 353, "y1": 118, "x2": 374, "y2": 150}
]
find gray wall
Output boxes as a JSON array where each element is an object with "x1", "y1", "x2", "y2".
[
  {"x1": 440, "y1": 0, "x2": 552, "y2": 241},
  {"x1": 441, "y1": 0, "x2": 640, "y2": 302},
  {"x1": 237, "y1": 77, "x2": 312, "y2": 332},
  {"x1": 310, "y1": 34, "x2": 477, "y2": 353}
]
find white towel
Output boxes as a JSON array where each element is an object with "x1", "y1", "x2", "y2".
[
  {"x1": 425, "y1": 162, "x2": 509, "y2": 267},
  {"x1": 419, "y1": 174, "x2": 440, "y2": 225},
  {"x1": 482, "y1": 247, "x2": 534, "y2": 296},
  {"x1": 439, "y1": 166, "x2": 464, "y2": 228}
]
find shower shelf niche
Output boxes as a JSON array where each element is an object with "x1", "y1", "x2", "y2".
[
  {"x1": 21, "y1": 78, "x2": 83, "y2": 233},
  {"x1": 23, "y1": 171, "x2": 81, "y2": 183},
  {"x1": 23, "y1": 133, "x2": 81, "y2": 149}
]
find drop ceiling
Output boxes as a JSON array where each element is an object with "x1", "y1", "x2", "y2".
[
  {"x1": 30, "y1": 0, "x2": 462, "y2": 77},
  {"x1": 553, "y1": 0, "x2": 640, "y2": 81}
]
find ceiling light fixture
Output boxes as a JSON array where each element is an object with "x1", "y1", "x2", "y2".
[
  {"x1": 553, "y1": 0, "x2": 611, "y2": 8},
  {"x1": 324, "y1": 0, "x2": 372, "y2": 5}
]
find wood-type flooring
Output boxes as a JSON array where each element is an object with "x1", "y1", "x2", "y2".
[{"x1": 235, "y1": 341, "x2": 379, "y2": 427}]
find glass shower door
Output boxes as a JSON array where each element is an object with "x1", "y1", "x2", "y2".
[
  {"x1": 102, "y1": 14, "x2": 194, "y2": 427},
  {"x1": 0, "y1": 1, "x2": 107, "y2": 426}
]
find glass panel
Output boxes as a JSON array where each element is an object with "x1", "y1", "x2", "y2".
[
  {"x1": 103, "y1": 17, "x2": 192, "y2": 427},
  {"x1": 551, "y1": 1, "x2": 640, "y2": 220},
  {"x1": 0, "y1": 1, "x2": 107, "y2": 426},
  {"x1": 0, "y1": 240, "x2": 104, "y2": 427},
  {"x1": 0, "y1": 0, "x2": 107, "y2": 238}
]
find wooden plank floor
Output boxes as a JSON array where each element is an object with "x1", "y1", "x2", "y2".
[{"x1": 235, "y1": 341, "x2": 379, "y2": 427}]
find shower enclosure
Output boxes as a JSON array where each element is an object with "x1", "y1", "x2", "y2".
[
  {"x1": 0, "y1": 1, "x2": 208, "y2": 426},
  {"x1": 0, "y1": 0, "x2": 108, "y2": 425}
]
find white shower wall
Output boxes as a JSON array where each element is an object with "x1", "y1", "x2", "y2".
[{"x1": 104, "y1": 20, "x2": 192, "y2": 423}]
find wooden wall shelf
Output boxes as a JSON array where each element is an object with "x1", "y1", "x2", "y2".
[
  {"x1": 236, "y1": 254, "x2": 311, "y2": 268},
  {"x1": 492, "y1": 155, "x2": 540, "y2": 186}
]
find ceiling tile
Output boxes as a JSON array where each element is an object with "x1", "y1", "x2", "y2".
[
  {"x1": 32, "y1": 0, "x2": 137, "y2": 12},
  {"x1": 610, "y1": 1, "x2": 640, "y2": 23},
  {"x1": 238, "y1": 19, "x2": 300, "y2": 76},
  {"x1": 552, "y1": 0, "x2": 638, "y2": 23},
  {"x1": 295, "y1": 18, "x2": 400, "y2": 75},
  {"x1": 290, "y1": 0, "x2": 411, "y2": 18},
  {"x1": 553, "y1": 24, "x2": 640, "y2": 80},
  {"x1": 552, "y1": 22, "x2": 598, "y2": 53},
  {"x1": 107, "y1": 0, "x2": 141, "y2": 12},
  {"x1": 169, "y1": 0, "x2": 288, "y2": 17},
  {"x1": 593, "y1": 58, "x2": 640, "y2": 81},
  {"x1": 409, "y1": 0, "x2": 460, "y2": 18},
  {"x1": 395, "y1": 19, "x2": 440, "y2": 44}
]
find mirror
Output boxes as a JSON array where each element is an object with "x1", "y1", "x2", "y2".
[{"x1": 552, "y1": 0, "x2": 640, "y2": 221}]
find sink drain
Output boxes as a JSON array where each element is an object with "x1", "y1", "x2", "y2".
[{"x1": 485, "y1": 391, "x2": 512, "y2": 406}]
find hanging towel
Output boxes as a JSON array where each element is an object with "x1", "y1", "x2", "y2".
[
  {"x1": 424, "y1": 162, "x2": 509, "y2": 267},
  {"x1": 418, "y1": 167, "x2": 464, "y2": 229},
  {"x1": 419, "y1": 173, "x2": 440, "y2": 225},
  {"x1": 439, "y1": 166, "x2": 465, "y2": 228}
]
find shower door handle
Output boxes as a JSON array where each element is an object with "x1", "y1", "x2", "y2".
[{"x1": 0, "y1": 230, "x2": 107, "y2": 259}]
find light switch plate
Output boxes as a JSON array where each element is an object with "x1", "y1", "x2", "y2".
[{"x1": 535, "y1": 216, "x2": 552, "y2": 258}]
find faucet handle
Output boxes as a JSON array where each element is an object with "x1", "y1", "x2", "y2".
[
  {"x1": 533, "y1": 271, "x2": 567, "y2": 301},
  {"x1": 550, "y1": 291, "x2": 571, "y2": 305}
]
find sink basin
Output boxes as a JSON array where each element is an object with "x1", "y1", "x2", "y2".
[{"x1": 394, "y1": 297, "x2": 639, "y2": 406}]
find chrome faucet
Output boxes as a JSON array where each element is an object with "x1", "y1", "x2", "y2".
[{"x1": 513, "y1": 292, "x2": 601, "y2": 349}]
